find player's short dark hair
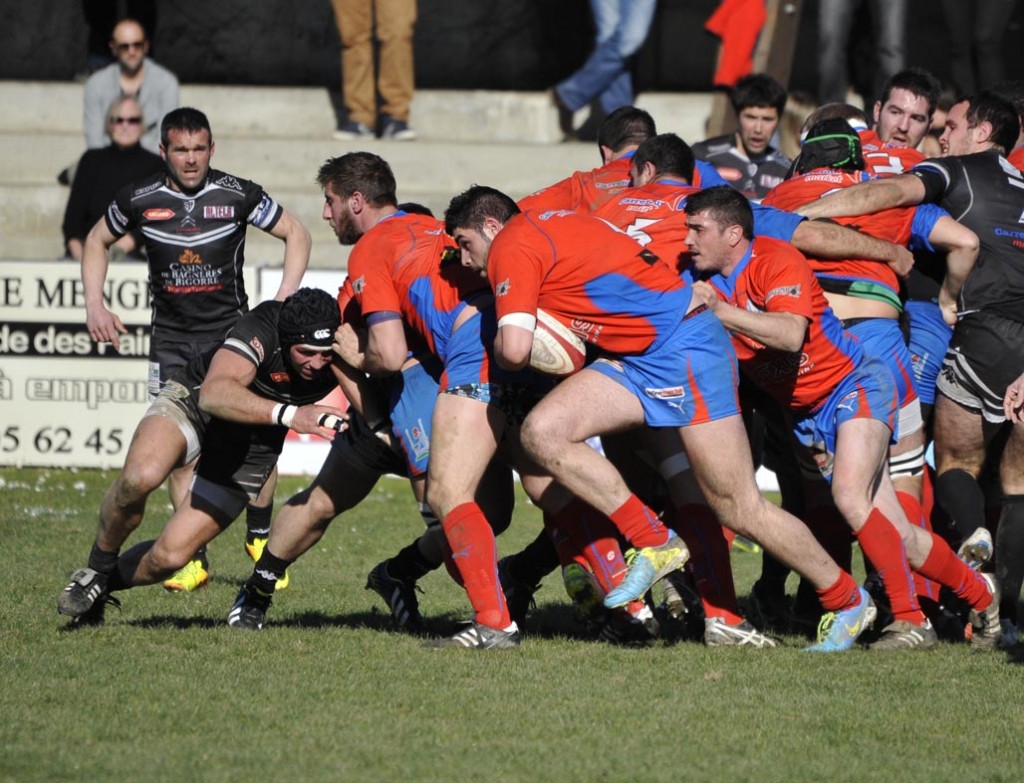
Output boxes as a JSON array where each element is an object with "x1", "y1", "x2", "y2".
[
  {"x1": 633, "y1": 134, "x2": 695, "y2": 183},
  {"x1": 992, "y1": 80, "x2": 1024, "y2": 123},
  {"x1": 879, "y1": 67, "x2": 941, "y2": 116},
  {"x1": 800, "y1": 103, "x2": 869, "y2": 137},
  {"x1": 316, "y1": 152, "x2": 397, "y2": 207},
  {"x1": 160, "y1": 107, "x2": 211, "y2": 148},
  {"x1": 794, "y1": 118, "x2": 865, "y2": 175},
  {"x1": 730, "y1": 73, "x2": 787, "y2": 116},
  {"x1": 597, "y1": 106, "x2": 656, "y2": 153},
  {"x1": 684, "y1": 185, "x2": 754, "y2": 240},
  {"x1": 397, "y1": 202, "x2": 434, "y2": 217},
  {"x1": 962, "y1": 91, "x2": 1021, "y2": 154},
  {"x1": 278, "y1": 288, "x2": 341, "y2": 349},
  {"x1": 444, "y1": 185, "x2": 520, "y2": 236}
]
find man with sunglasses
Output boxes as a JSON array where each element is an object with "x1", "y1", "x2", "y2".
[{"x1": 83, "y1": 17, "x2": 179, "y2": 154}]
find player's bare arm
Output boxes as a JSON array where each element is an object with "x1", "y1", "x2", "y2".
[
  {"x1": 81, "y1": 216, "x2": 127, "y2": 350},
  {"x1": 928, "y1": 216, "x2": 980, "y2": 325},
  {"x1": 495, "y1": 320, "x2": 534, "y2": 371},
  {"x1": 360, "y1": 317, "x2": 408, "y2": 375},
  {"x1": 199, "y1": 349, "x2": 346, "y2": 438},
  {"x1": 792, "y1": 219, "x2": 915, "y2": 278},
  {"x1": 797, "y1": 174, "x2": 926, "y2": 219},
  {"x1": 693, "y1": 280, "x2": 808, "y2": 352},
  {"x1": 267, "y1": 208, "x2": 312, "y2": 301}
]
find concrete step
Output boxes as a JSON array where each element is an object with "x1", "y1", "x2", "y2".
[{"x1": 3, "y1": 81, "x2": 713, "y2": 145}]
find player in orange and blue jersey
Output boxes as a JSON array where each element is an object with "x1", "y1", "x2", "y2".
[
  {"x1": 448, "y1": 183, "x2": 881, "y2": 652},
  {"x1": 685, "y1": 185, "x2": 998, "y2": 649}
]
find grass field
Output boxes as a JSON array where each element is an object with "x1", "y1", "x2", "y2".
[{"x1": 3, "y1": 466, "x2": 1023, "y2": 783}]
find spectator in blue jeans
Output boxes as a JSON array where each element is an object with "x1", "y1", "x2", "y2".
[{"x1": 553, "y1": 0, "x2": 657, "y2": 140}]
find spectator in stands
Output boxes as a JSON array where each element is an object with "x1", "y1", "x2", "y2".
[
  {"x1": 331, "y1": 0, "x2": 417, "y2": 140},
  {"x1": 940, "y1": 0, "x2": 1019, "y2": 96},
  {"x1": 551, "y1": 0, "x2": 657, "y2": 141},
  {"x1": 83, "y1": 17, "x2": 178, "y2": 154},
  {"x1": 817, "y1": 0, "x2": 906, "y2": 107},
  {"x1": 62, "y1": 96, "x2": 163, "y2": 261},
  {"x1": 692, "y1": 74, "x2": 791, "y2": 201}
]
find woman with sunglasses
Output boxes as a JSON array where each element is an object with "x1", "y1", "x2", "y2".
[{"x1": 62, "y1": 96, "x2": 164, "y2": 261}]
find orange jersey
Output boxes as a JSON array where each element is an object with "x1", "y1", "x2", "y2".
[
  {"x1": 762, "y1": 168, "x2": 916, "y2": 300},
  {"x1": 857, "y1": 128, "x2": 925, "y2": 177},
  {"x1": 593, "y1": 180, "x2": 700, "y2": 273},
  {"x1": 489, "y1": 211, "x2": 689, "y2": 356},
  {"x1": 1008, "y1": 146, "x2": 1024, "y2": 173},
  {"x1": 518, "y1": 156, "x2": 633, "y2": 214},
  {"x1": 347, "y1": 212, "x2": 485, "y2": 362}
]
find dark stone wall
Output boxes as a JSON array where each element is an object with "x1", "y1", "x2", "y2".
[{"x1": 1, "y1": 0, "x2": 1021, "y2": 93}]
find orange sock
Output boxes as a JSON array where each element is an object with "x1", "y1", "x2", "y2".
[
  {"x1": 546, "y1": 499, "x2": 627, "y2": 594},
  {"x1": 609, "y1": 494, "x2": 669, "y2": 549},
  {"x1": 672, "y1": 504, "x2": 741, "y2": 623},
  {"x1": 442, "y1": 502, "x2": 510, "y2": 629},
  {"x1": 855, "y1": 508, "x2": 924, "y2": 625},
  {"x1": 917, "y1": 533, "x2": 992, "y2": 611},
  {"x1": 816, "y1": 570, "x2": 860, "y2": 613}
]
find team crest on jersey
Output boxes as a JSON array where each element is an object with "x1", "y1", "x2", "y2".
[
  {"x1": 178, "y1": 249, "x2": 202, "y2": 265},
  {"x1": 249, "y1": 336, "x2": 265, "y2": 362},
  {"x1": 214, "y1": 175, "x2": 243, "y2": 191},
  {"x1": 204, "y1": 205, "x2": 235, "y2": 219},
  {"x1": 143, "y1": 208, "x2": 175, "y2": 220},
  {"x1": 270, "y1": 372, "x2": 289, "y2": 383},
  {"x1": 352, "y1": 275, "x2": 365, "y2": 294},
  {"x1": 405, "y1": 420, "x2": 430, "y2": 461},
  {"x1": 495, "y1": 278, "x2": 511, "y2": 297},
  {"x1": 183, "y1": 200, "x2": 195, "y2": 214}
]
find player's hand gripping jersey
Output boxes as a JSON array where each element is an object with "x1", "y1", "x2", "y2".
[
  {"x1": 488, "y1": 210, "x2": 690, "y2": 355},
  {"x1": 692, "y1": 236, "x2": 865, "y2": 412},
  {"x1": 346, "y1": 212, "x2": 488, "y2": 362}
]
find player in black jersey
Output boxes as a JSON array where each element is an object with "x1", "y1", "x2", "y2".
[
  {"x1": 80, "y1": 107, "x2": 313, "y2": 591},
  {"x1": 800, "y1": 92, "x2": 1022, "y2": 643},
  {"x1": 57, "y1": 289, "x2": 346, "y2": 626}
]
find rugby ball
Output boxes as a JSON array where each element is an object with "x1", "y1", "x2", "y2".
[{"x1": 530, "y1": 308, "x2": 586, "y2": 377}]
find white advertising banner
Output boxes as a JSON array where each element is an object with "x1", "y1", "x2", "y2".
[{"x1": 0, "y1": 259, "x2": 253, "y2": 470}]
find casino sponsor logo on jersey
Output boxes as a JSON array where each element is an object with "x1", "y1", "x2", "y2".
[
  {"x1": 495, "y1": 278, "x2": 511, "y2": 297},
  {"x1": 143, "y1": 208, "x2": 175, "y2": 220},
  {"x1": 214, "y1": 174, "x2": 243, "y2": 191},
  {"x1": 166, "y1": 250, "x2": 223, "y2": 293},
  {"x1": 178, "y1": 249, "x2": 202, "y2": 265},
  {"x1": 204, "y1": 205, "x2": 235, "y2": 219},
  {"x1": 250, "y1": 336, "x2": 265, "y2": 362},
  {"x1": 765, "y1": 284, "x2": 801, "y2": 303}
]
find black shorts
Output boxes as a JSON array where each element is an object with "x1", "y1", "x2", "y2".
[
  {"x1": 148, "y1": 334, "x2": 223, "y2": 400},
  {"x1": 191, "y1": 422, "x2": 285, "y2": 524},
  {"x1": 937, "y1": 311, "x2": 1024, "y2": 423}
]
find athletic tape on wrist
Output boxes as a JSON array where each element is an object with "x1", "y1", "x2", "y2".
[{"x1": 274, "y1": 403, "x2": 297, "y2": 427}]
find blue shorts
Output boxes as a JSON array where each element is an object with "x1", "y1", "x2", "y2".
[
  {"x1": 905, "y1": 300, "x2": 952, "y2": 407},
  {"x1": 388, "y1": 358, "x2": 442, "y2": 477},
  {"x1": 588, "y1": 308, "x2": 740, "y2": 428},
  {"x1": 845, "y1": 317, "x2": 917, "y2": 407},
  {"x1": 792, "y1": 357, "x2": 899, "y2": 483},
  {"x1": 440, "y1": 309, "x2": 536, "y2": 390}
]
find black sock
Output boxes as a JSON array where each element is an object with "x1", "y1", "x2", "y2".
[
  {"x1": 388, "y1": 539, "x2": 439, "y2": 584},
  {"x1": 996, "y1": 495, "x2": 1024, "y2": 625},
  {"x1": 935, "y1": 468, "x2": 987, "y2": 541},
  {"x1": 88, "y1": 542, "x2": 120, "y2": 575},
  {"x1": 247, "y1": 547, "x2": 292, "y2": 595},
  {"x1": 507, "y1": 530, "x2": 560, "y2": 587},
  {"x1": 245, "y1": 503, "x2": 273, "y2": 542},
  {"x1": 107, "y1": 540, "x2": 155, "y2": 591},
  {"x1": 756, "y1": 551, "x2": 790, "y2": 595}
]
